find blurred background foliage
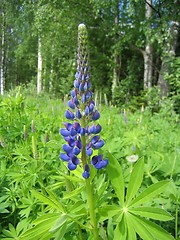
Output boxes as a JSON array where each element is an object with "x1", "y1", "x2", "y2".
[{"x1": 0, "y1": 0, "x2": 179, "y2": 112}]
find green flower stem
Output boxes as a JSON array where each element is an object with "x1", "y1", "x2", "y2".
[
  {"x1": 86, "y1": 178, "x2": 99, "y2": 240},
  {"x1": 80, "y1": 115, "x2": 99, "y2": 239},
  {"x1": 175, "y1": 200, "x2": 178, "y2": 240},
  {"x1": 77, "y1": 224, "x2": 83, "y2": 240}
]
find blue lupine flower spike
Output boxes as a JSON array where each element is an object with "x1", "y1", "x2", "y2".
[{"x1": 60, "y1": 23, "x2": 108, "y2": 178}]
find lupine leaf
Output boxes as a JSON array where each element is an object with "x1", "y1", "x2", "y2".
[
  {"x1": 129, "y1": 207, "x2": 173, "y2": 221},
  {"x1": 125, "y1": 213, "x2": 137, "y2": 240},
  {"x1": 107, "y1": 152, "x2": 124, "y2": 206},
  {"x1": 128, "y1": 213, "x2": 155, "y2": 240},
  {"x1": 49, "y1": 214, "x2": 67, "y2": 233},
  {"x1": 63, "y1": 186, "x2": 84, "y2": 200},
  {"x1": 33, "y1": 213, "x2": 60, "y2": 225},
  {"x1": 128, "y1": 180, "x2": 169, "y2": 207},
  {"x1": 130, "y1": 214, "x2": 175, "y2": 240},
  {"x1": 126, "y1": 158, "x2": 144, "y2": 205},
  {"x1": 107, "y1": 218, "x2": 114, "y2": 240},
  {"x1": 114, "y1": 215, "x2": 127, "y2": 240},
  {"x1": 54, "y1": 222, "x2": 67, "y2": 240},
  {"x1": 31, "y1": 190, "x2": 65, "y2": 212},
  {"x1": 98, "y1": 205, "x2": 121, "y2": 221},
  {"x1": 20, "y1": 214, "x2": 59, "y2": 240}
]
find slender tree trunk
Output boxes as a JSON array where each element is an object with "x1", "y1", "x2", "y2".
[
  {"x1": 37, "y1": 34, "x2": 42, "y2": 94},
  {"x1": 1, "y1": 11, "x2": 5, "y2": 95},
  {"x1": 112, "y1": 0, "x2": 120, "y2": 98},
  {"x1": 143, "y1": 43, "x2": 153, "y2": 89},
  {"x1": 158, "y1": 21, "x2": 179, "y2": 97},
  {"x1": 143, "y1": 0, "x2": 153, "y2": 90}
]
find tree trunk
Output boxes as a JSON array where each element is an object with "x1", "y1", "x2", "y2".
[
  {"x1": 0, "y1": 11, "x2": 5, "y2": 95},
  {"x1": 143, "y1": 0, "x2": 153, "y2": 90},
  {"x1": 158, "y1": 21, "x2": 179, "y2": 97},
  {"x1": 37, "y1": 34, "x2": 42, "y2": 94},
  {"x1": 112, "y1": 0, "x2": 120, "y2": 98}
]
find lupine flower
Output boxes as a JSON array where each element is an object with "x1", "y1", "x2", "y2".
[
  {"x1": 32, "y1": 136, "x2": 38, "y2": 159},
  {"x1": 31, "y1": 120, "x2": 35, "y2": 132},
  {"x1": 60, "y1": 23, "x2": 108, "y2": 178},
  {"x1": 24, "y1": 125, "x2": 28, "y2": 141}
]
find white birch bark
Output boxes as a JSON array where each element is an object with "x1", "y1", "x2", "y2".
[
  {"x1": 158, "y1": 21, "x2": 179, "y2": 97},
  {"x1": 143, "y1": 43, "x2": 153, "y2": 89},
  {"x1": 112, "y1": 0, "x2": 120, "y2": 98},
  {"x1": 0, "y1": 11, "x2": 5, "y2": 95},
  {"x1": 37, "y1": 35, "x2": 42, "y2": 94},
  {"x1": 143, "y1": 0, "x2": 153, "y2": 90}
]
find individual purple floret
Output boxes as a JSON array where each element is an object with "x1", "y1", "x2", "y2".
[
  {"x1": 82, "y1": 164, "x2": 90, "y2": 179},
  {"x1": 60, "y1": 23, "x2": 108, "y2": 178}
]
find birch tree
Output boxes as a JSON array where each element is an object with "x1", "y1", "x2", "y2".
[
  {"x1": 143, "y1": 0, "x2": 153, "y2": 89},
  {"x1": 112, "y1": 0, "x2": 120, "y2": 98},
  {"x1": 0, "y1": 10, "x2": 5, "y2": 95},
  {"x1": 37, "y1": 34, "x2": 42, "y2": 94},
  {"x1": 158, "y1": 0, "x2": 179, "y2": 97}
]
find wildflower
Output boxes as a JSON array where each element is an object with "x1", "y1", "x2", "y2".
[
  {"x1": 123, "y1": 109, "x2": 128, "y2": 124},
  {"x1": 126, "y1": 154, "x2": 139, "y2": 163},
  {"x1": 60, "y1": 23, "x2": 108, "y2": 178},
  {"x1": 31, "y1": 120, "x2": 35, "y2": 132},
  {"x1": 24, "y1": 125, "x2": 28, "y2": 140},
  {"x1": 0, "y1": 136, "x2": 7, "y2": 148}
]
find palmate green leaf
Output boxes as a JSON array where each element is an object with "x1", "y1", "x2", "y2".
[
  {"x1": 2, "y1": 224, "x2": 17, "y2": 238},
  {"x1": 129, "y1": 214, "x2": 175, "y2": 240},
  {"x1": 126, "y1": 158, "x2": 144, "y2": 205},
  {"x1": 107, "y1": 152, "x2": 124, "y2": 206},
  {"x1": 31, "y1": 190, "x2": 65, "y2": 213},
  {"x1": 129, "y1": 207, "x2": 173, "y2": 221},
  {"x1": 128, "y1": 180, "x2": 170, "y2": 207}
]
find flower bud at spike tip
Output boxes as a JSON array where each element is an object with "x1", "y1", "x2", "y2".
[{"x1": 59, "y1": 23, "x2": 108, "y2": 178}]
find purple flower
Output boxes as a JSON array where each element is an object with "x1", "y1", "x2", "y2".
[
  {"x1": 60, "y1": 129, "x2": 70, "y2": 137},
  {"x1": 59, "y1": 23, "x2": 108, "y2": 178},
  {"x1": 82, "y1": 164, "x2": 90, "y2": 179},
  {"x1": 85, "y1": 106, "x2": 90, "y2": 116},
  {"x1": 91, "y1": 155, "x2": 108, "y2": 169},
  {"x1": 60, "y1": 153, "x2": 70, "y2": 161},
  {"x1": 92, "y1": 110, "x2": 100, "y2": 121},
  {"x1": 68, "y1": 99, "x2": 75, "y2": 109},
  {"x1": 65, "y1": 110, "x2": 75, "y2": 120},
  {"x1": 62, "y1": 144, "x2": 73, "y2": 153},
  {"x1": 86, "y1": 147, "x2": 93, "y2": 156},
  {"x1": 76, "y1": 109, "x2": 82, "y2": 119},
  {"x1": 68, "y1": 160, "x2": 77, "y2": 170}
]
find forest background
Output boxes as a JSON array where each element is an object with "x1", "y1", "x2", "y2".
[
  {"x1": 0, "y1": 0, "x2": 179, "y2": 111},
  {"x1": 0, "y1": 1, "x2": 180, "y2": 239}
]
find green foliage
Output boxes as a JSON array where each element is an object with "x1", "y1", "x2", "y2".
[
  {"x1": 165, "y1": 57, "x2": 180, "y2": 114},
  {"x1": 0, "y1": 91, "x2": 179, "y2": 239},
  {"x1": 105, "y1": 153, "x2": 174, "y2": 240}
]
